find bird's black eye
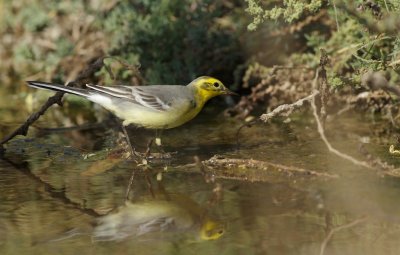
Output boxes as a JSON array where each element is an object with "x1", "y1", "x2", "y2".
[{"x1": 213, "y1": 82, "x2": 220, "y2": 88}]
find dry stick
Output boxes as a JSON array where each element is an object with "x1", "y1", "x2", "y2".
[
  {"x1": 318, "y1": 49, "x2": 330, "y2": 126},
  {"x1": 311, "y1": 93, "x2": 373, "y2": 169},
  {"x1": 311, "y1": 90, "x2": 374, "y2": 169},
  {"x1": 310, "y1": 51, "x2": 375, "y2": 169},
  {"x1": 319, "y1": 216, "x2": 368, "y2": 255},
  {"x1": 0, "y1": 91, "x2": 64, "y2": 148},
  {"x1": 259, "y1": 91, "x2": 319, "y2": 123},
  {"x1": 0, "y1": 56, "x2": 106, "y2": 152},
  {"x1": 258, "y1": 66, "x2": 374, "y2": 170}
]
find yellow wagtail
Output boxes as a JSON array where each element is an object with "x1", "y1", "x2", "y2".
[{"x1": 27, "y1": 76, "x2": 236, "y2": 155}]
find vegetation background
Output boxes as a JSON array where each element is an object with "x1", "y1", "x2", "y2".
[{"x1": 0, "y1": 0, "x2": 399, "y2": 132}]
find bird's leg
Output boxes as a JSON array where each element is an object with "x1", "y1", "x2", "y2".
[
  {"x1": 154, "y1": 129, "x2": 166, "y2": 154},
  {"x1": 144, "y1": 138, "x2": 154, "y2": 160},
  {"x1": 121, "y1": 124, "x2": 139, "y2": 159},
  {"x1": 145, "y1": 172, "x2": 155, "y2": 198},
  {"x1": 155, "y1": 129, "x2": 162, "y2": 147}
]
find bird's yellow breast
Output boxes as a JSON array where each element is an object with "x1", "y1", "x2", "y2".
[{"x1": 118, "y1": 99, "x2": 203, "y2": 129}]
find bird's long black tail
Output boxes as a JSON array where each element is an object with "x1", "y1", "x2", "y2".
[{"x1": 27, "y1": 81, "x2": 90, "y2": 98}]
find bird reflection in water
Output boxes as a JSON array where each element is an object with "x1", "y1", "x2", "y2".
[{"x1": 91, "y1": 180, "x2": 225, "y2": 242}]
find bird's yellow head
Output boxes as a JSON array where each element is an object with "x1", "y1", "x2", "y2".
[
  {"x1": 199, "y1": 219, "x2": 225, "y2": 241},
  {"x1": 189, "y1": 76, "x2": 236, "y2": 102}
]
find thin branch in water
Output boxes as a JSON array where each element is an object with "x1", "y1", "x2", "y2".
[
  {"x1": 311, "y1": 91, "x2": 373, "y2": 169},
  {"x1": 317, "y1": 49, "x2": 330, "y2": 126},
  {"x1": 312, "y1": 49, "x2": 374, "y2": 169},
  {"x1": 203, "y1": 156, "x2": 339, "y2": 180},
  {"x1": 319, "y1": 216, "x2": 367, "y2": 255},
  {"x1": 194, "y1": 155, "x2": 215, "y2": 183},
  {"x1": 235, "y1": 119, "x2": 258, "y2": 150}
]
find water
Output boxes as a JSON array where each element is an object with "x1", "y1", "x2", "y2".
[{"x1": 2, "y1": 103, "x2": 400, "y2": 254}]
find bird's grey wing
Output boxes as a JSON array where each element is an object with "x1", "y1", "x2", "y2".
[
  {"x1": 137, "y1": 217, "x2": 177, "y2": 235},
  {"x1": 86, "y1": 84, "x2": 172, "y2": 111}
]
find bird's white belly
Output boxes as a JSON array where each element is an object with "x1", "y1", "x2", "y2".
[{"x1": 89, "y1": 94, "x2": 199, "y2": 129}]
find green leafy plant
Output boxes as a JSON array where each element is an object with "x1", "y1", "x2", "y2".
[{"x1": 103, "y1": 0, "x2": 244, "y2": 84}]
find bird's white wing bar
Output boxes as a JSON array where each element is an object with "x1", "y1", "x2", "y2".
[
  {"x1": 131, "y1": 87, "x2": 171, "y2": 111},
  {"x1": 86, "y1": 84, "x2": 132, "y2": 98},
  {"x1": 86, "y1": 84, "x2": 171, "y2": 112}
]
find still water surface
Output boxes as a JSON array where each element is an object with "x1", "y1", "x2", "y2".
[{"x1": 1, "y1": 108, "x2": 400, "y2": 255}]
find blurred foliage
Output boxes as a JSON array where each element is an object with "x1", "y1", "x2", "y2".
[
  {"x1": 245, "y1": 0, "x2": 400, "y2": 91},
  {"x1": 102, "y1": 0, "x2": 244, "y2": 85},
  {"x1": 0, "y1": 0, "x2": 108, "y2": 89},
  {"x1": 0, "y1": 0, "x2": 245, "y2": 89},
  {"x1": 245, "y1": 0, "x2": 323, "y2": 30}
]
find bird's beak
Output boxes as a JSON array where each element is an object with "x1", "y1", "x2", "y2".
[{"x1": 224, "y1": 88, "x2": 239, "y2": 96}]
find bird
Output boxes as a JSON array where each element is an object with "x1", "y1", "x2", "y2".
[
  {"x1": 43, "y1": 182, "x2": 225, "y2": 242},
  {"x1": 27, "y1": 76, "x2": 236, "y2": 156},
  {"x1": 92, "y1": 193, "x2": 225, "y2": 242}
]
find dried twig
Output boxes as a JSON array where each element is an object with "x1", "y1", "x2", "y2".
[
  {"x1": 257, "y1": 50, "x2": 376, "y2": 171},
  {"x1": 311, "y1": 93, "x2": 373, "y2": 169},
  {"x1": 259, "y1": 91, "x2": 318, "y2": 122},
  {"x1": 319, "y1": 216, "x2": 368, "y2": 255},
  {"x1": 0, "y1": 92, "x2": 64, "y2": 150},
  {"x1": 308, "y1": 50, "x2": 374, "y2": 169},
  {"x1": 317, "y1": 49, "x2": 330, "y2": 126},
  {"x1": 310, "y1": 50, "x2": 375, "y2": 169}
]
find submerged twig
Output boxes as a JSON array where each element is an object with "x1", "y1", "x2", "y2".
[
  {"x1": 319, "y1": 216, "x2": 367, "y2": 255},
  {"x1": 311, "y1": 92, "x2": 374, "y2": 169},
  {"x1": 311, "y1": 50, "x2": 374, "y2": 170},
  {"x1": 194, "y1": 155, "x2": 215, "y2": 183},
  {"x1": 256, "y1": 49, "x2": 376, "y2": 171},
  {"x1": 203, "y1": 156, "x2": 339, "y2": 181},
  {"x1": 235, "y1": 120, "x2": 257, "y2": 149},
  {"x1": 317, "y1": 49, "x2": 330, "y2": 126},
  {"x1": 2, "y1": 158, "x2": 99, "y2": 217}
]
